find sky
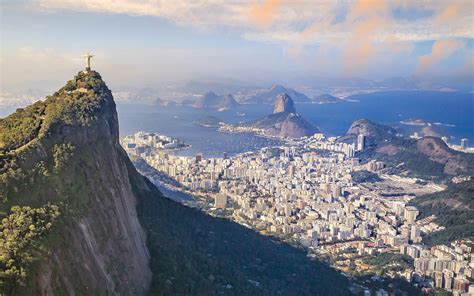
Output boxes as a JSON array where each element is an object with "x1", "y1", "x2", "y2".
[{"x1": 1, "y1": 0, "x2": 473, "y2": 99}]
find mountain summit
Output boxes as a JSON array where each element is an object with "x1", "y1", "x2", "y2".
[
  {"x1": 193, "y1": 91, "x2": 239, "y2": 110},
  {"x1": 0, "y1": 70, "x2": 151, "y2": 294},
  {"x1": 273, "y1": 93, "x2": 296, "y2": 113},
  {"x1": 238, "y1": 93, "x2": 319, "y2": 138}
]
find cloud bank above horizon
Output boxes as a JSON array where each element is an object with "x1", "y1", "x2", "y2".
[{"x1": 1, "y1": 0, "x2": 473, "y2": 95}]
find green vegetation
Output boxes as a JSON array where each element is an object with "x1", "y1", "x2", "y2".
[
  {"x1": 351, "y1": 170, "x2": 381, "y2": 183},
  {"x1": 0, "y1": 204, "x2": 60, "y2": 293},
  {"x1": 380, "y1": 147, "x2": 446, "y2": 179},
  {"x1": 0, "y1": 102, "x2": 47, "y2": 152},
  {"x1": 0, "y1": 71, "x2": 112, "y2": 154},
  {"x1": 344, "y1": 119, "x2": 474, "y2": 181},
  {"x1": 357, "y1": 137, "x2": 448, "y2": 180},
  {"x1": 361, "y1": 252, "x2": 413, "y2": 276},
  {"x1": 409, "y1": 180, "x2": 474, "y2": 245},
  {"x1": 52, "y1": 143, "x2": 75, "y2": 173},
  {"x1": 0, "y1": 70, "x2": 114, "y2": 294}
]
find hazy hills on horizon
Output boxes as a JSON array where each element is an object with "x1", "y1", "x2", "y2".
[
  {"x1": 3, "y1": 73, "x2": 467, "y2": 111},
  {"x1": 127, "y1": 75, "x2": 466, "y2": 108}
]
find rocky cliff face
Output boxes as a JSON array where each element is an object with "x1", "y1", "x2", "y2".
[
  {"x1": 273, "y1": 93, "x2": 296, "y2": 113},
  {"x1": 0, "y1": 71, "x2": 151, "y2": 295}
]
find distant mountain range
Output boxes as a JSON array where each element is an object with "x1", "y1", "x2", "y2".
[
  {"x1": 301, "y1": 76, "x2": 459, "y2": 91},
  {"x1": 236, "y1": 85, "x2": 312, "y2": 104},
  {"x1": 154, "y1": 97, "x2": 178, "y2": 107},
  {"x1": 192, "y1": 91, "x2": 239, "y2": 111},
  {"x1": 3, "y1": 74, "x2": 468, "y2": 111}
]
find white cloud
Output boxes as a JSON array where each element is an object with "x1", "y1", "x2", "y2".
[
  {"x1": 34, "y1": 0, "x2": 474, "y2": 42},
  {"x1": 3, "y1": 0, "x2": 472, "y2": 89},
  {"x1": 32, "y1": 0, "x2": 474, "y2": 75}
]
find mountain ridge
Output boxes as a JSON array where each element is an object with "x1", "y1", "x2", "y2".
[
  {"x1": 193, "y1": 91, "x2": 239, "y2": 110},
  {"x1": 237, "y1": 85, "x2": 311, "y2": 104},
  {"x1": 340, "y1": 118, "x2": 474, "y2": 180}
]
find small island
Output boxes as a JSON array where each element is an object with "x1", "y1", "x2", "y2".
[
  {"x1": 194, "y1": 116, "x2": 225, "y2": 127},
  {"x1": 121, "y1": 131, "x2": 190, "y2": 157},
  {"x1": 400, "y1": 118, "x2": 429, "y2": 126}
]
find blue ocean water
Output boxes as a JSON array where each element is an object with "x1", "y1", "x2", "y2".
[
  {"x1": 1, "y1": 90, "x2": 470, "y2": 157},
  {"x1": 117, "y1": 91, "x2": 473, "y2": 157},
  {"x1": 296, "y1": 91, "x2": 473, "y2": 140},
  {"x1": 117, "y1": 103, "x2": 283, "y2": 157}
]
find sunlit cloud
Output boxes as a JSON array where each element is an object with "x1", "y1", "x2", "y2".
[
  {"x1": 247, "y1": 0, "x2": 280, "y2": 27},
  {"x1": 35, "y1": 1, "x2": 473, "y2": 41},
  {"x1": 435, "y1": 2, "x2": 460, "y2": 24},
  {"x1": 8, "y1": 0, "x2": 474, "y2": 81},
  {"x1": 415, "y1": 39, "x2": 466, "y2": 75}
]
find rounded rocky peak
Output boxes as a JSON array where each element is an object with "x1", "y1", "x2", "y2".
[
  {"x1": 203, "y1": 91, "x2": 218, "y2": 99},
  {"x1": 273, "y1": 93, "x2": 296, "y2": 114}
]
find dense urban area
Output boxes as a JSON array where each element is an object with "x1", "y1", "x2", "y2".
[{"x1": 123, "y1": 131, "x2": 474, "y2": 295}]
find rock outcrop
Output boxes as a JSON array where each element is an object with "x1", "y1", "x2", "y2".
[
  {"x1": 239, "y1": 93, "x2": 319, "y2": 138},
  {"x1": 273, "y1": 93, "x2": 296, "y2": 113},
  {"x1": 0, "y1": 71, "x2": 151, "y2": 295},
  {"x1": 193, "y1": 91, "x2": 239, "y2": 110}
]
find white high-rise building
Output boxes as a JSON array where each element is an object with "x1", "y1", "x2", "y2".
[
  {"x1": 404, "y1": 206, "x2": 419, "y2": 224},
  {"x1": 461, "y1": 138, "x2": 468, "y2": 150},
  {"x1": 357, "y1": 134, "x2": 366, "y2": 151}
]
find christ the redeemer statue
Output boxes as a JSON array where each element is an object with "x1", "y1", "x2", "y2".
[{"x1": 82, "y1": 53, "x2": 94, "y2": 71}]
